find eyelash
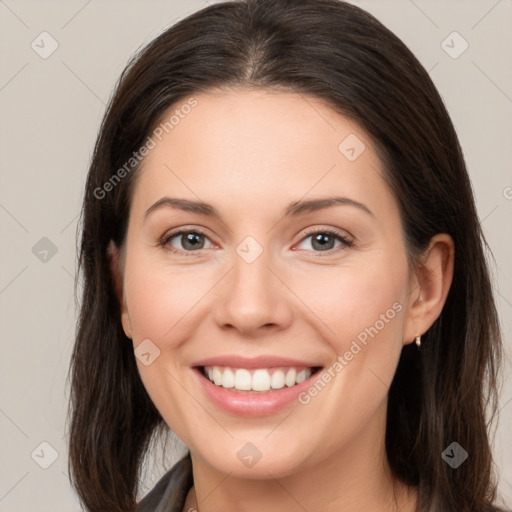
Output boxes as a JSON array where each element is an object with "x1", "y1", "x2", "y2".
[{"x1": 159, "y1": 227, "x2": 354, "y2": 257}]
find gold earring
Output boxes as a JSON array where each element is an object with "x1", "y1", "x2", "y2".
[{"x1": 415, "y1": 335, "x2": 421, "y2": 350}]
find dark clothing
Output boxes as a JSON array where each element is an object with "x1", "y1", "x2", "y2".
[
  {"x1": 135, "y1": 452, "x2": 511, "y2": 512},
  {"x1": 136, "y1": 453, "x2": 193, "y2": 512}
]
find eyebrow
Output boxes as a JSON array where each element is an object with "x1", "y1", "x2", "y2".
[{"x1": 144, "y1": 195, "x2": 374, "y2": 221}]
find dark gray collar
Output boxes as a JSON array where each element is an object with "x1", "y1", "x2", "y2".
[{"x1": 136, "y1": 452, "x2": 193, "y2": 512}]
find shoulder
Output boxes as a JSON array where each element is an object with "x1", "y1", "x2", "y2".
[{"x1": 136, "y1": 453, "x2": 193, "y2": 512}]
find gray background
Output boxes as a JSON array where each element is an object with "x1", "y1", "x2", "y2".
[{"x1": 0, "y1": 0, "x2": 511, "y2": 510}]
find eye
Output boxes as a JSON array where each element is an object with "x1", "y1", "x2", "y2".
[
  {"x1": 295, "y1": 228, "x2": 353, "y2": 254},
  {"x1": 160, "y1": 229, "x2": 215, "y2": 256},
  {"x1": 160, "y1": 227, "x2": 354, "y2": 257}
]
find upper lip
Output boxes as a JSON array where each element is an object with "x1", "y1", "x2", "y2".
[{"x1": 192, "y1": 355, "x2": 323, "y2": 369}]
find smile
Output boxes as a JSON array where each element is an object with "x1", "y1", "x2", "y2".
[
  {"x1": 191, "y1": 356, "x2": 324, "y2": 416},
  {"x1": 201, "y1": 365, "x2": 321, "y2": 393}
]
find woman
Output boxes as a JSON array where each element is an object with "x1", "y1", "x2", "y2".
[{"x1": 66, "y1": 0, "x2": 509, "y2": 511}]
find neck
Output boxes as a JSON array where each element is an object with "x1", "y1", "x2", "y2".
[{"x1": 183, "y1": 402, "x2": 418, "y2": 512}]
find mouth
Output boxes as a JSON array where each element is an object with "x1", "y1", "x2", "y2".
[
  {"x1": 191, "y1": 355, "x2": 326, "y2": 416},
  {"x1": 195, "y1": 365, "x2": 323, "y2": 394}
]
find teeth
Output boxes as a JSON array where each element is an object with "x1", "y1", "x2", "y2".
[
  {"x1": 252, "y1": 369, "x2": 270, "y2": 391},
  {"x1": 212, "y1": 367, "x2": 222, "y2": 386},
  {"x1": 235, "y1": 369, "x2": 252, "y2": 390},
  {"x1": 222, "y1": 368, "x2": 235, "y2": 388},
  {"x1": 203, "y1": 366, "x2": 313, "y2": 392},
  {"x1": 271, "y1": 370, "x2": 285, "y2": 389},
  {"x1": 285, "y1": 368, "x2": 296, "y2": 387},
  {"x1": 296, "y1": 369, "x2": 308, "y2": 384}
]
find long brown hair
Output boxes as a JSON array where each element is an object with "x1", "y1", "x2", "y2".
[{"x1": 66, "y1": 0, "x2": 507, "y2": 510}]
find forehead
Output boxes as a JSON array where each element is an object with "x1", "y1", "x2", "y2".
[{"x1": 130, "y1": 88, "x2": 396, "y2": 223}]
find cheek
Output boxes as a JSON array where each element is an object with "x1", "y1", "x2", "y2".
[
  {"x1": 124, "y1": 260, "x2": 210, "y2": 343},
  {"x1": 122, "y1": 258, "x2": 208, "y2": 427},
  {"x1": 292, "y1": 258, "x2": 407, "y2": 355},
  {"x1": 287, "y1": 262, "x2": 407, "y2": 442}
]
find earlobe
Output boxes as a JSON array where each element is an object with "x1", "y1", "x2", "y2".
[
  {"x1": 107, "y1": 240, "x2": 133, "y2": 339},
  {"x1": 403, "y1": 234, "x2": 455, "y2": 345},
  {"x1": 121, "y1": 310, "x2": 133, "y2": 340}
]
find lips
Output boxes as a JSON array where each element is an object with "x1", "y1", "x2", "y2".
[
  {"x1": 191, "y1": 355, "x2": 324, "y2": 416},
  {"x1": 192, "y1": 355, "x2": 323, "y2": 369}
]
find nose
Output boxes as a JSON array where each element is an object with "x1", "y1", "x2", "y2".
[{"x1": 211, "y1": 245, "x2": 293, "y2": 337}]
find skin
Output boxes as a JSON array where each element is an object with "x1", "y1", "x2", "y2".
[{"x1": 109, "y1": 88, "x2": 455, "y2": 512}]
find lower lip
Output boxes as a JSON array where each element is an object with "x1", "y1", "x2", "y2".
[{"x1": 192, "y1": 367, "x2": 320, "y2": 416}]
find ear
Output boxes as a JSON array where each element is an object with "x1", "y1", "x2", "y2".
[
  {"x1": 403, "y1": 233, "x2": 455, "y2": 345},
  {"x1": 107, "y1": 240, "x2": 133, "y2": 339}
]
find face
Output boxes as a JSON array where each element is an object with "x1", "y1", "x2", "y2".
[{"x1": 115, "y1": 88, "x2": 419, "y2": 479}]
